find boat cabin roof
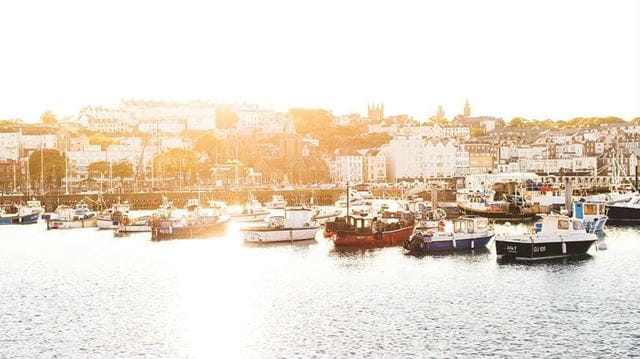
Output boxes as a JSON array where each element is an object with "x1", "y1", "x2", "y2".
[{"x1": 539, "y1": 214, "x2": 586, "y2": 234}]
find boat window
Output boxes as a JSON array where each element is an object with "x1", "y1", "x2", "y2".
[
  {"x1": 454, "y1": 221, "x2": 466, "y2": 233},
  {"x1": 572, "y1": 221, "x2": 584, "y2": 230},
  {"x1": 584, "y1": 204, "x2": 596, "y2": 215},
  {"x1": 557, "y1": 220, "x2": 569, "y2": 230},
  {"x1": 467, "y1": 221, "x2": 474, "y2": 233}
]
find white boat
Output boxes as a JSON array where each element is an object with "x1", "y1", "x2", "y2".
[
  {"x1": 230, "y1": 199, "x2": 269, "y2": 222},
  {"x1": 334, "y1": 188, "x2": 365, "y2": 207},
  {"x1": 265, "y1": 195, "x2": 288, "y2": 209},
  {"x1": 46, "y1": 204, "x2": 97, "y2": 229},
  {"x1": 495, "y1": 214, "x2": 597, "y2": 261},
  {"x1": 311, "y1": 206, "x2": 343, "y2": 225},
  {"x1": 96, "y1": 202, "x2": 131, "y2": 229},
  {"x1": 25, "y1": 199, "x2": 44, "y2": 216},
  {"x1": 242, "y1": 207, "x2": 320, "y2": 243}
]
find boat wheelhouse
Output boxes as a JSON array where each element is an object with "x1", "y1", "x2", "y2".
[
  {"x1": 572, "y1": 200, "x2": 607, "y2": 233},
  {"x1": 495, "y1": 214, "x2": 597, "y2": 261},
  {"x1": 265, "y1": 195, "x2": 288, "y2": 209},
  {"x1": 330, "y1": 212, "x2": 415, "y2": 248},
  {"x1": 230, "y1": 198, "x2": 270, "y2": 222}
]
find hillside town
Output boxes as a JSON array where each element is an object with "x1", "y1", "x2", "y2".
[{"x1": 1, "y1": 98, "x2": 639, "y2": 195}]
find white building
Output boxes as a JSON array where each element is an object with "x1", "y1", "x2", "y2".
[
  {"x1": 329, "y1": 149, "x2": 364, "y2": 183},
  {"x1": 237, "y1": 108, "x2": 284, "y2": 132},
  {"x1": 0, "y1": 132, "x2": 20, "y2": 160},
  {"x1": 120, "y1": 99, "x2": 217, "y2": 131},
  {"x1": 423, "y1": 140, "x2": 458, "y2": 177},
  {"x1": 359, "y1": 148, "x2": 387, "y2": 183},
  {"x1": 137, "y1": 120, "x2": 186, "y2": 134},
  {"x1": 22, "y1": 134, "x2": 58, "y2": 151},
  {"x1": 518, "y1": 157, "x2": 597, "y2": 174},
  {"x1": 555, "y1": 143, "x2": 584, "y2": 158},
  {"x1": 383, "y1": 137, "x2": 461, "y2": 181},
  {"x1": 81, "y1": 107, "x2": 135, "y2": 133}
]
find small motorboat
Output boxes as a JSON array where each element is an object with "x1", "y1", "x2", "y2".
[
  {"x1": 46, "y1": 202, "x2": 97, "y2": 229},
  {"x1": 0, "y1": 205, "x2": 40, "y2": 225},
  {"x1": 265, "y1": 195, "x2": 288, "y2": 209},
  {"x1": 116, "y1": 215, "x2": 152, "y2": 233},
  {"x1": 151, "y1": 200, "x2": 230, "y2": 240},
  {"x1": 242, "y1": 207, "x2": 320, "y2": 243},
  {"x1": 403, "y1": 216, "x2": 494, "y2": 254},
  {"x1": 570, "y1": 199, "x2": 607, "y2": 233},
  {"x1": 495, "y1": 214, "x2": 597, "y2": 261},
  {"x1": 96, "y1": 202, "x2": 131, "y2": 229},
  {"x1": 230, "y1": 199, "x2": 269, "y2": 222}
]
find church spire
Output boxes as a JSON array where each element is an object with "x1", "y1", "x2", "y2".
[{"x1": 463, "y1": 98, "x2": 471, "y2": 118}]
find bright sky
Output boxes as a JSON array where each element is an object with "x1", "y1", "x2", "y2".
[{"x1": 0, "y1": 0, "x2": 638, "y2": 122}]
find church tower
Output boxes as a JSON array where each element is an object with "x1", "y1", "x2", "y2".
[
  {"x1": 436, "y1": 105, "x2": 445, "y2": 120},
  {"x1": 367, "y1": 103, "x2": 384, "y2": 122},
  {"x1": 463, "y1": 99, "x2": 471, "y2": 118}
]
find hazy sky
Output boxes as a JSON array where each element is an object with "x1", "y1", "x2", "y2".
[{"x1": 0, "y1": 0, "x2": 638, "y2": 122}]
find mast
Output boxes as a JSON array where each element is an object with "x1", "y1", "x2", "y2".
[
  {"x1": 64, "y1": 137, "x2": 69, "y2": 195},
  {"x1": 346, "y1": 180, "x2": 350, "y2": 219},
  {"x1": 40, "y1": 140, "x2": 44, "y2": 195}
]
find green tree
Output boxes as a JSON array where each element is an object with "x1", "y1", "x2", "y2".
[
  {"x1": 426, "y1": 115, "x2": 449, "y2": 126},
  {"x1": 113, "y1": 161, "x2": 133, "y2": 188},
  {"x1": 470, "y1": 127, "x2": 485, "y2": 138},
  {"x1": 216, "y1": 108, "x2": 239, "y2": 129},
  {"x1": 194, "y1": 132, "x2": 225, "y2": 162},
  {"x1": 510, "y1": 117, "x2": 526, "y2": 127},
  {"x1": 40, "y1": 110, "x2": 57, "y2": 125},
  {"x1": 28, "y1": 149, "x2": 66, "y2": 192},
  {"x1": 88, "y1": 161, "x2": 109, "y2": 179}
]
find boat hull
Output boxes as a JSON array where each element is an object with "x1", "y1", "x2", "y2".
[
  {"x1": 97, "y1": 219, "x2": 121, "y2": 230},
  {"x1": 0, "y1": 212, "x2": 39, "y2": 225},
  {"x1": 458, "y1": 206, "x2": 536, "y2": 222},
  {"x1": 151, "y1": 220, "x2": 228, "y2": 240},
  {"x1": 495, "y1": 238, "x2": 595, "y2": 261},
  {"x1": 117, "y1": 225, "x2": 151, "y2": 233},
  {"x1": 46, "y1": 218, "x2": 97, "y2": 229},
  {"x1": 230, "y1": 212, "x2": 269, "y2": 222},
  {"x1": 333, "y1": 225, "x2": 414, "y2": 248},
  {"x1": 243, "y1": 226, "x2": 320, "y2": 243},
  {"x1": 405, "y1": 234, "x2": 494, "y2": 254},
  {"x1": 605, "y1": 205, "x2": 640, "y2": 224}
]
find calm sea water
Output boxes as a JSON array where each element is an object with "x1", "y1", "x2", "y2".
[{"x1": 1, "y1": 219, "x2": 639, "y2": 358}]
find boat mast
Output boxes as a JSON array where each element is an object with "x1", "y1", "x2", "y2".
[
  {"x1": 40, "y1": 140, "x2": 44, "y2": 195},
  {"x1": 65, "y1": 137, "x2": 69, "y2": 195}
]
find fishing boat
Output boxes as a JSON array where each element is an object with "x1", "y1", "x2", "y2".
[
  {"x1": 403, "y1": 216, "x2": 494, "y2": 254},
  {"x1": 230, "y1": 198, "x2": 269, "y2": 222},
  {"x1": 151, "y1": 200, "x2": 230, "y2": 240},
  {"x1": 265, "y1": 195, "x2": 288, "y2": 209},
  {"x1": 25, "y1": 199, "x2": 45, "y2": 216},
  {"x1": 46, "y1": 203, "x2": 97, "y2": 229},
  {"x1": 404, "y1": 199, "x2": 446, "y2": 230},
  {"x1": 243, "y1": 207, "x2": 320, "y2": 243},
  {"x1": 0, "y1": 205, "x2": 40, "y2": 225},
  {"x1": 330, "y1": 211, "x2": 415, "y2": 248},
  {"x1": 457, "y1": 189, "x2": 536, "y2": 222},
  {"x1": 334, "y1": 188, "x2": 365, "y2": 207},
  {"x1": 96, "y1": 202, "x2": 131, "y2": 229},
  {"x1": 495, "y1": 214, "x2": 597, "y2": 261},
  {"x1": 605, "y1": 194, "x2": 640, "y2": 224}
]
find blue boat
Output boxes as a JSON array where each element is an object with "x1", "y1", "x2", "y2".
[
  {"x1": 0, "y1": 205, "x2": 40, "y2": 225},
  {"x1": 403, "y1": 215, "x2": 494, "y2": 254}
]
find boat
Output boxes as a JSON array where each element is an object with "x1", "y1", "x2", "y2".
[
  {"x1": 311, "y1": 206, "x2": 342, "y2": 225},
  {"x1": 334, "y1": 188, "x2": 365, "y2": 207},
  {"x1": 242, "y1": 207, "x2": 320, "y2": 243},
  {"x1": 330, "y1": 211, "x2": 415, "y2": 248},
  {"x1": 495, "y1": 214, "x2": 597, "y2": 261},
  {"x1": 457, "y1": 189, "x2": 536, "y2": 222},
  {"x1": 605, "y1": 194, "x2": 640, "y2": 224},
  {"x1": 25, "y1": 199, "x2": 45, "y2": 216},
  {"x1": 403, "y1": 216, "x2": 494, "y2": 254},
  {"x1": 570, "y1": 199, "x2": 607, "y2": 233},
  {"x1": 230, "y1": 198, "x2": 269, "y2": 222},
  {"x1": 46, "y1": 203, "x2": 97, "y2": 229},
  {"x1": 96, "y1": 202, "x2": 131, "y2": 229},
  {"x1": 116, "y1": 215, "x2": 152, "y2": 233},
  {"x1": 0, "y1": 205, "x2": 40, "y2": 225},
  {"x1": 404, "y1": 198, "x2": 446, "y2": 230},
  {"x1": 151, "y1": 200, "x2": 230, "y2": 240},
  {"x1": 265, "y1": 195, "x2": 288, "y2": 209}
]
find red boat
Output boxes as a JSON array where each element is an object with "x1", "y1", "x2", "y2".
[{"x1": 331, "y1": 214, "x2": 415, "y2": 248}]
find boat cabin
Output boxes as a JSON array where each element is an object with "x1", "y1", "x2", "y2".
[
  {"x1": 453, "y1": 216, "x2": 489, "y2": 234},
  {"x1": 573, "y1": 200, "x2": 606, "y2": 220},
  {"x1": 537, "y1": 215, "x2": 586, "y2": 235}
]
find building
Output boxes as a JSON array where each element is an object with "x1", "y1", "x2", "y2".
[
  {"x1": 518, "y1": 157, "x2": 597, "y2": 175},
  {"x1": 423, "y1": 140, "x2": 458, "y2": 178},
  {"x1": 120, "y1": 99, "x2": 217, "y2": 131},
  {"x1": 237, "y1": 107, "x2": 283, "y2": 132},
  {"x1": 367, "y1": 103, "x2": 384, "y2": 122},
  {"x1": 81, "y1": 107, "x2": 135, "y2": 133},
  {"x1": 360, "y1": 148, "x2": 387, "y2": 183},
  {"x1": 0, "y1": 132, "x2": 21, "y2": 160},
  {"x1": 329, "y1": 149, "x2": 363, "y2": 183},
  {"x1": 461, "y1": 142, "x2": 497, "y2": 174}
]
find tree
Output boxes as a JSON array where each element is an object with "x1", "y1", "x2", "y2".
[
  {"x1": 287, "y1": 108, "x2": 335, "y2": 135},
  {"x1": 89, "y1": 133, "x2": 117, "y2": 149},
  {"x1": 28, "y1": 149, "x2": 66, "y2": 192},
  {"x1": 194, "y1": 132, "x2": 225, "y2": 162},
  {"x1": 40, "y1": 110, "x2": 57, "y2": 125},
  {"x1": 112, "y1": 161, "x2": 133, "y2": 188},
  {"x1": 470, "y1": 127, "x2": 485, "y2": 138},
  {"x1": 216, "y1": 108, "x2": 239, "y2": 129},
  {"x1": 88, "y1": 161, "x2": 109, "y2": 179},
  {"x1": 426, "y1": 115, "x2": 449, "y2": 126},
  {"x1": 510, "y1": 117, "x2": 526, "y2": 127},
  {"x1": 153, "y1": 148, "x2": 201, "y2": 185}
]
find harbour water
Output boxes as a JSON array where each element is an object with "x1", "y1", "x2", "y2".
[{"x1": 1, "y1": 221, "x2": 639, "y2": 357}]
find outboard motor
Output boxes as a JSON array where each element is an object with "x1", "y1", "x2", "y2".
[{"x1": 404, "y1": 232, "x2": 426, "y2": 252}]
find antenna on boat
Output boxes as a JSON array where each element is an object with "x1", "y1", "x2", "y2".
[{"x1": 346, "y1": 180, "x2": 350, "y2": 219}]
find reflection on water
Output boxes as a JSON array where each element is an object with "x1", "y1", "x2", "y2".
[{"x1": 1, "y1": 220, "x2": 639, "y2": 357}]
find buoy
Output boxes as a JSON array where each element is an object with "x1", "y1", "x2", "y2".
[
  {"x1": 562, "y1": 241, "x2": 566, "y2": 254},
  {"x1": 596, "y1": 241, "x2": 607, "y2": 250}
]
